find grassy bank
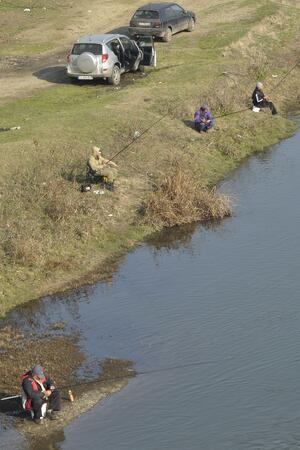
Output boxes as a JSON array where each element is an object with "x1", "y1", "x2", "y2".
[{"x1": 0, "y1": 0, "x2": 300, "y2": 316}]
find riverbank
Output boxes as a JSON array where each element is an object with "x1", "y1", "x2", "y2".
[
  {"x1": 0, "y1": 0, "x2": 300, "y2": 316},
  {"x1": 0, "y1": 320, "x2": 135, "y2": 445}
]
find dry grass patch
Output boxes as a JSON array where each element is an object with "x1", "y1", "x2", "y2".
[{"x1": 142, "y1": 163, "x2": 232, "y2": 228}]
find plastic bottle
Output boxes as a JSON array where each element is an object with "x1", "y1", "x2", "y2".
[{"x1": 68, "y1": 390, "x2": 74, "y2": 402}]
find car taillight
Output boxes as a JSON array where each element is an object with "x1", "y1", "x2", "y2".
[
  {"x1": 102, "y1": 54, "x2": 109, "y2": 63},
  {"x1": 153, "y1": 22, "x2": 161, "y2": 28}
]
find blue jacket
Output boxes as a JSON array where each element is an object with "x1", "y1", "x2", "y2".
[{"x1": 194, "y1": 109, "x2": 215, "y2": 125}]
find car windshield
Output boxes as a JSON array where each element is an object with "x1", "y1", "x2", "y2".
[
  {"x1": 133, "y1": 10, "x2": 159, "y2": 20},
  {"x1": 72, "y1": 43, "x2": 102, "y2": 55}
]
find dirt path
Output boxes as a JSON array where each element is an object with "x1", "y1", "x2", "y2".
[
  {"x1": 0, "y1": 0, "x2": 141, "y2": 104},
  {"x1": 0, "y1": 0, "x2": 237, "y2": 105}
]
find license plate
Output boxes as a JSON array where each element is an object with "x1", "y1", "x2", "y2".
[
  {"x1": 139, "y1": 22, "x2": 150, "y2": 26},
  {"x1": 78, "y1": 75, "x2": 93, "y2": 80}
]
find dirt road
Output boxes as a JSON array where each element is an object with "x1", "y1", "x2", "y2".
[{"x1": 0, "y1": 0, "x2": 228, "y2": 104}]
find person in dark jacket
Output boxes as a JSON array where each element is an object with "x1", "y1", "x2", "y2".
[
  {"x1": 252, "y1": 82, "x2": 277, "y2": 115},
  {"x1": 194, "y1": 105, "x2": 215, "y2": 132},
  {"x1": 21, "y1": 364, "x2": 61, "y2": 424}
]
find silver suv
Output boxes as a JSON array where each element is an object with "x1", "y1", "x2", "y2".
[{"x1": 67, "y1": 34, "x2": 156, "y2": 85}]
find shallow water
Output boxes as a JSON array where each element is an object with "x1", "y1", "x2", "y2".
[{"x1": 2, "y1": 124, "x2": 300, "y2": 450}]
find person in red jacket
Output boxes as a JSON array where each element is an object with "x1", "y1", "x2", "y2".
[{"x1": 21, "y1": 364, "x2": 61, "y2": 424}]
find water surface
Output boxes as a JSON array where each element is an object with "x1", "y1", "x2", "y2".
[{"x1": 2, "y1": 125, "x2": 300, "y2": 450}]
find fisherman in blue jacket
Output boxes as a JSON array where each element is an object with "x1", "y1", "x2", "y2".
[{"x1": 194, "y1": 105, "x2": 215, "y2": 132}]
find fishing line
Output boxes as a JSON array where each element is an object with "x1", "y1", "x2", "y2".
[
  {"x1": 70, "y1": 60, "x2": 300, "y2": 390},
  {"x1": 57, "y1": 357, "x2": 234, "y2": 391},
  {"x1": 0, "y1": 358, "x2": 233, "y2": 399},
  {"x1": 104, "y1": 58, "x2": 300, "y2": 167}
]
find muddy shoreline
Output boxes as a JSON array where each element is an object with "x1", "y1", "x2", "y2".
[{"x1": 0, "y1": 318, "x2": 135, "y2": 444}]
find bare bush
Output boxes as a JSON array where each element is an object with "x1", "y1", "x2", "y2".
[
  {"x1": 3, "y1": 231, "x2": 43, "y2": 266},
  {"x1": 142, "y1": 163, "x2": 231, "y2": 228}
]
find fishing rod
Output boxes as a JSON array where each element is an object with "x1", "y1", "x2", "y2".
[
  {"x1": 104, "y1": 58, "x2": 300, "y2": 167},
  {"x1": 0, "y1": 357, "x2": 234, "y2": 400},
  {"x1": 0, "y1": 394, "x2": 21, "y2": 401},
  {"x1": 270, "y1": 59, "x2": 300, "y2": 93},
  {"x1": 50, "y1": 357, "x2": 234, "y2": 391}
]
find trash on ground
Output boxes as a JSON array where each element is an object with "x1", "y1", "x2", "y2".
[
  {"x1": 133, "y1": 131, "x2": 141, "y2": 139},
  {"x1": 80, "y1": 184, "x2": 91, "y2": 192},
  {"x1": 0, "y1": 126, "x2": 21, "y2": 133},
  {"x1": 108, "y1": 214, "x2": 113, "y2": 217},
  {"x1": 23, "y1": 8, "x2": 31, "y2": 12},
  {"x1": 272, "y1": 74, "x2": 278, "y2": 78},
  {"x1": 93, "y1": 190, "x2": 105, "y2": 195}
]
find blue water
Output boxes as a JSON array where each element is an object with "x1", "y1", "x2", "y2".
[{"x1": 2, "y1": 125, "x2": 300, "y2": 450}]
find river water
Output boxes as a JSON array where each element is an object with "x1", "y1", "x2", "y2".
[{"x1": 2, "y1": 124, "x2": 300, "y2": 450}]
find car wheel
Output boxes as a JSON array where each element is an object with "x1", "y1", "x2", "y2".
[
  {"x1": 187, "y1": 18, "x2": 195, "y2": 32},
  {"x1": 107, "y1": 65, "x2": 121, "y2": 86},
  {"x1": 162, "y1": 27, "x2": 172, "y2": 42}
]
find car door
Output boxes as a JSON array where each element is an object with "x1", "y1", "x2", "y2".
[
  {"x1": 170, "y1": 4, "x2": 189, "y2": 31},
  {"x1": 119, "y1": 36, "x2": 140, "y2": 71},
  {"x1": 107, "y1": 38, "x2": 124, "y2": 67},
  {"x1": 134, "y1": 36, "x2": 156, "y2": 67},
  {"x1": 164, "y1": 6, "x2": 179, "y2": 33}
]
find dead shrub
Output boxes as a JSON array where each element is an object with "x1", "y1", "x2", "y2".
[
  {"x1": 43, "y1": 181, "x2": 84, "y2": 223},
  {"x1": 3, "y1": 232, "x2": 43, "y2": 266},
  {"x1": 142, "y1": 163, "x2": 231, "y2": 228}
]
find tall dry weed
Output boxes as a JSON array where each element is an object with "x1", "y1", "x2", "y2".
[{"x1": 142, "y1": 163, "x2": 231, "y2": 228}]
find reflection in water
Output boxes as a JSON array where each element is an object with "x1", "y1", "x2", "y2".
[
  {"x1": 1, "y1": 125, "x2": 300, "y2": 450},
  {"x1": 147, "y1": 223, "x2": 198, "y2": 252},
  {"x1": 147, "y1": 219, "x2": 229, "y2": 255},
  {"x1": 6, "y1": 287, "x2": 91, "y2": 335}
]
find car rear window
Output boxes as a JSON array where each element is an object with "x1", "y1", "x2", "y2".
[
  {"x1": 72, "y1": 43, "x2": 102, "y2": 55},
  {"x1": 133, "y1": 10, "x2": 159, "y2": 20}
]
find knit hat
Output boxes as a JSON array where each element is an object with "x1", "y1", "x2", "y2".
[{"x1": 32, "y1": 364, "x2": 45, "y2": 379}]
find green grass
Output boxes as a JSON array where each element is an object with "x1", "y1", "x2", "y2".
[
  {"x1": 199, "y1": 1, "x2": 279, "y2": 49},
  {"x1": 0, "y1": 41, "x2": 54, "y2": 56},
  {"x1": 0, "y1": 0, "x2": 300, "y2": 316}
]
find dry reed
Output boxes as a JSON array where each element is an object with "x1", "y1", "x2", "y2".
[{"x1": 142, "y1": 163, "x2": 232, "y2": 228}]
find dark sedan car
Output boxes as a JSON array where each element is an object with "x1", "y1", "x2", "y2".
[{"x1": 129, "y1": 2, "x2": 196, "y2": 42}]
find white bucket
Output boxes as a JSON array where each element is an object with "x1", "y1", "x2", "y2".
[{"x1": 252, "y1": 106, "x2": 260, "y2": 113}]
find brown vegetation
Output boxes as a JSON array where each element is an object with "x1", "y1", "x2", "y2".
[{"x1": 142, "y1": 163, "x2": 232, "y2": 228}]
